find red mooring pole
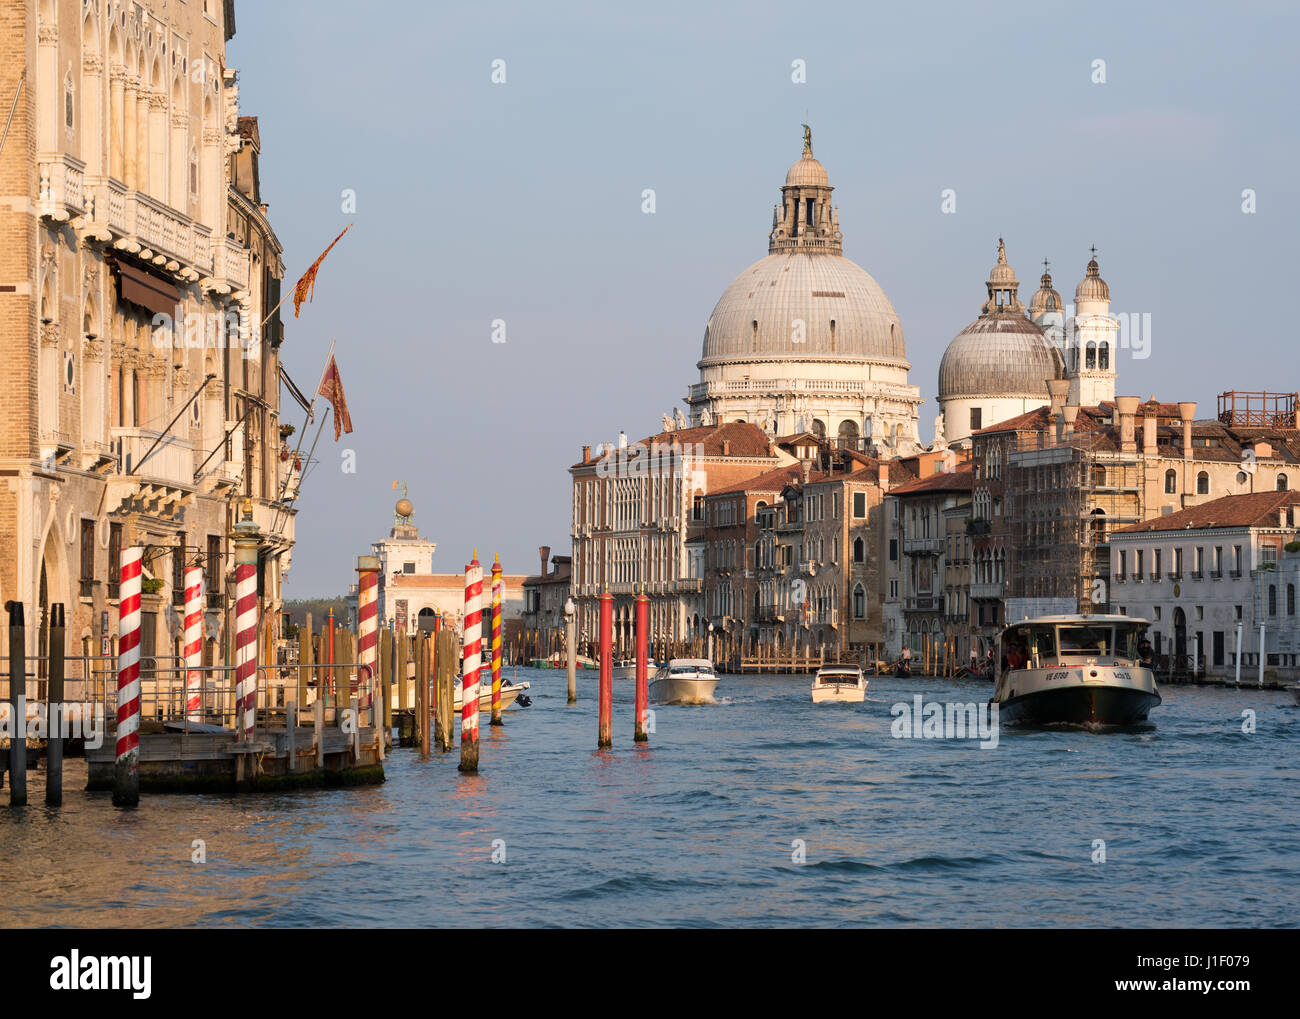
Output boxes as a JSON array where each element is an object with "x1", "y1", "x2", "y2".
[
  {"x1": 598, "y1": 587, "x2": 613, "y2": 748},
  {"x1": 634, "y1": 586, "x2": 649, "y2": 743}
]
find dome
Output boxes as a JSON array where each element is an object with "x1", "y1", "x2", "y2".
[
  {"x1": 785, "y1": 155, "x2": 830, "y2": 188},
  {"x1": 987, "y1": 238, "x2": 1016, "y2": 285},
  {"x1": 938, "y1": 316, "x2": 1064, "y2": 400},
  {"x1": 1029, "y1": 264, "x2": 1064, "y2": 317},
  {"x1": 1075, "y1": 254, "x2": 1110, "y2": 302},
  {"x1": 699, "y1": 251, "x2": 907, "y2": 365}
]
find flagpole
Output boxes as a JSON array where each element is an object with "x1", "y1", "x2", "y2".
[
  {"x1": 261, "y1": 223, "x2": 353, "y2": 331},
  {"x1": 269, "y1": 407, "x2": 331, "y2": 537},
  {"x1": 275, "y1": 339, "x2": 334, "y2": 505}
]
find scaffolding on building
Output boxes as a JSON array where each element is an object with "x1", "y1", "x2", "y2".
[{"x1": 1006, "y1": 429, "x2": 1145, "y2": 615}]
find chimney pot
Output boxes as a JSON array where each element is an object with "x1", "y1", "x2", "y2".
[
  {"x1": 539, "y1": 545, "x2": 551, "y2": 579},
  {"x1": 582, "y1": 444, "x2": 591, "y2": 462},
  {"x1": 1116, "y1": 395, "x2": 1140, "y2": 452},
  {"x1": 878, "y1": 461, "x2": 889, "y2": 489}
]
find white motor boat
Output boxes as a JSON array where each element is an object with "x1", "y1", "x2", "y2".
[
  {"x1": 611, "y1": 659, "x2": 660, "y2": 682},
  {"x1": 991, "y1": 615, "x2": 1161, "y2": 725},
  {"x1": 453, "y1": 676, "x2": 531, "y2": 711},
  {"x1": 649, "y1": 659, "x2": 719, "y2": 705},
  {"x1": 811, "y1": 664, "x2": 867, "y2": 703}
]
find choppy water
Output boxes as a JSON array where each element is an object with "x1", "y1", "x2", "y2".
[{"x1": 2, "y1": 670, "x2": 1297, "y2": 927}]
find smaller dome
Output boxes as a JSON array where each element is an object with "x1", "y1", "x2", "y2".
[
  {"x1": 785, "y1": 156, "x2": 830, "y2": 188},
  {"x1": 1075, "y1": 254, "x2": 1110, "y2": 302},
  {"x1": 1029, "y1": 264, "x2": 1064, "y2": 317},
  {"x1": 938, "y1": 316, "x2": 1064, "y2": 401}
]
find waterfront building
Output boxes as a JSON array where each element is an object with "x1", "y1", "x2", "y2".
[
  {"x1": 882, "y1": 466, "x2": 973, "y2": 659},
  {"x1": 569, "y1": 420, "x2": 791, "y2": 652},
  {"x1": 1109, "y1": 490, "x2": 1300, "y2": 681},
  {"x1": 682, "y1": 130, "x2": 922, "y2": 454},
  {"x1": 353, "y1": 494, "x2": 528, "y2": 642},
  {"x1": 0, "y1": 0, "x2": 294, "y2": 674},
  {"x1": 970, "y1": 390, "x2": 1300, "y2": 640},
  {"x1": 520, "y1": 546, "x2": 572, "y2": 660}
]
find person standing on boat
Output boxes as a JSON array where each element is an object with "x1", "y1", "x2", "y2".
[{"x1": 901, "y1": 644, "x2": 912, "y2": 668}]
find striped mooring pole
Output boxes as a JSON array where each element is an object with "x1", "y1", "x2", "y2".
[
  {"x1": 233, "y1": 501, "x2": 260, "y2": 743},
  {"x1": 184, "y1": 565, "x2": 204, "y2": 722},
  {"x1": 635, "y1": 586, "x2": 649, "y2": 743},
  {"x1": 356, "y1": 555, "x2": 379, "y2": 708},
  {"x1": 459, "y1": 550, "x2": 483, "y2": 773},
  {"x1": 113, "y1": 545, "x2": 143, "y2": 807},
  {"x1": 598, "y1": 586, "x2": 613, "y2": 749},
  {"x1": 490, "y1": 555, "x2": 503, "y2": 727}
]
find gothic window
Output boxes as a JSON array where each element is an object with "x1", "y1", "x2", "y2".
[
  {"x1": 64, "y1": 72, "x2": 75, "y2": 133},
  {"x1": 853, "y1": 584, "x2": 866, "y2": 620},
  {"x1": 853, "y1": 537, "x2": 865, "y2": 563}
]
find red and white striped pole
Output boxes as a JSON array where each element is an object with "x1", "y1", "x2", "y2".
[
  {"x1": 598, "y1": 586, "x2": 613, "y2": 749},
  {"x1": 459, "y1": 550, "x2": 483, "y2": 773},
  {"x1": 490, "y1": 555, "x2": 503, "y2": 727},
  {"x1": 233, "y1": 501, "x2": 260, "y2": 743},
  {"x1": 356, "y1": 555, "x2": 382, "y2": 758},
  {"x1": 113, "y1": 545, "x2": 143, "y2": 807},
  {"x1": 184, "y1": 565, "x2": 204, "y2": 723}
]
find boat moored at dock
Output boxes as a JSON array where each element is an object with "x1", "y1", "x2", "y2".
[{"x1": 992, "y1": 615, "x2": 1161, "y2": 726}]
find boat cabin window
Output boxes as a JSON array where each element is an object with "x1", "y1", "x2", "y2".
[
  {"x1": 1056, "y1": 625, "x2": 1113, "y2": 656},
  {"x1": 1120, "y1": 625, "x2": 1150, "y2": 661},
  {"x1": 1028, "y1": 627, "x2": 1056, "y2": 660}
]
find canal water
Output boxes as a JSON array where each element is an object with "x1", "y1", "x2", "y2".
[{"x1": 3, "y1": 669, "x2": 1297, "y2": 927}]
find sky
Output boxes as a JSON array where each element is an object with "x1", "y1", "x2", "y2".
[{"x1": 227, "y1": 0, "x2": 1300, "y2": 597}]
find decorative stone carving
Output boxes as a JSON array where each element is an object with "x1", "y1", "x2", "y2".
[
  {"x1": 40, "y1": 322, "x2": 61, "y2": 347},
  {"x1": 83, "y1": 338, "x2": 106, "y2": 361}
]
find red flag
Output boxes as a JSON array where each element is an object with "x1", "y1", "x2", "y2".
[
  {"x1": 316, "y1": 356, "x2": 353, "y2": 441},
  {"x1": 293, "y1": 223, "x2": 352, "y2": 318}
]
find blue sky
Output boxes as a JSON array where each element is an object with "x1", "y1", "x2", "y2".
[{"x1": 228, "y1": 0, "x2": 1299, "y2": 596}]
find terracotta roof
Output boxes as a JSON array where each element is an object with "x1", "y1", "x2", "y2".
[
  {"x1": 1115, "y1": 491, "x2": 1300, "y2": 533},
  {"x1": 708, "y1": 463, "x2": 805, "y2": 497},
  {"x1": 572, "y1": 421, "x2": 775, "y2": 467},
  {"x1": 886, "y1": 465, "x2": 975, "y2": 496}
]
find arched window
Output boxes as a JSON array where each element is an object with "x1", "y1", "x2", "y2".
[
  {"x1": 810, "y1": 419, "x2": 826, "y2": 439},
  {"x1": 1098, "y1": 342, "x2": 1110, "y2": 370},
  {"x1": 853, "y1": 584, "x2": 866, "y2": 620},
  {"x1": 1086, "y1": 341, "x2": 1097, "y2": 369},
  {"x1": 1165, "y1": 469, "x2": 1177, "y2": 494},
  {"x1": 1278, "y1": 474, "x2": 1289, "y2": 491},
  {"x1": 853, "y1": 536, "x2": 865, "y2": 563},
  {"x1": 1197, "y1": 471, "x2": 1209, "y2": 495},
  {"x1": 837, "y1": 419, "x2": 859, "y2": 450}
]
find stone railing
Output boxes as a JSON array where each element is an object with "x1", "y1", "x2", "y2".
[
  {"x1": 112, "y1": 426, "x2": 195, "y2": 489},
  {"x1": 37, "y1": 153, "x2": 86, "y2": 220}
]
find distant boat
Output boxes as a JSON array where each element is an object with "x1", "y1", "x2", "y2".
[
  {"x1": 530, "y1": 653, "x2": 595, "y2": 670},
  {"x1": 611, "y1": 659, "x2": 660, "y2": 682},
  {"x1": 812, "y1": 664, "x2": 867, "y2": 703},
  {"x1": 649, "y1": 659, "x2": 718, "y2": 705}
]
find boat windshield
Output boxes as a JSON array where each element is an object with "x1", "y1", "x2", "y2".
[
  {"x1": 669, "y1": 664, "x2": 713, "y2": 676},
  {"x1": 818, "y1": 670, "x2": 861, "y2": 684},
  {"x1": 1057, "y1": 624, "x2": 1114, "y2": 657}
]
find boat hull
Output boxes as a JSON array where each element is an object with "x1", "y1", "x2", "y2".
[
  {"x1": 453, "y1": 682, "x2": 529, "y2": 712},
  {"x1": 997, "y1": 683, "x2": 1160, "y2": 726},
  {"x1": 648, "y1": 677, "x2": 718, "y2": 705},
  {"x1": 811, "y1": 685, "x2": 865, "y2": 704}
]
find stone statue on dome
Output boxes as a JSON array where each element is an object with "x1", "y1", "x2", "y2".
[{"x1": 802, "y1": 123, "x2": 813, "y2": 157}]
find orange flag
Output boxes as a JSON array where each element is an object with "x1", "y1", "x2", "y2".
[
  {"x1": 316, "y1": 356, "x2": 353, "y2": 440},
  {"x1": 293, "y1": 223, "x2": 352, "y2": 318}
]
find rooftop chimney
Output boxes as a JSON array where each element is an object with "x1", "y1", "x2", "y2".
[
  {"x1": 878, "y1": 461, "x2": 889, "y2": 489},
  {"x1": 1142, "y1": 411, "x2": 1157, "y2": 455},
  {"x1": 801, "y1": 460, "x2": 812, "y2": 485},
  {"x1": 722, "y1": 439, "x2": 731, "y2": 457},
  {"x1": 618, "y1": 431, "x2": 628, "y2": 449},
  {"x1": 1046, "y1": 379, "x2": 1070, "y2": 417},
  {"x1": 1062, "y1": 405, "x2": 1079, "y2": 437},
  {"x1": 1178, "y1": 401, "x2": 1197, "y2": 460},
  {"x1": 539, "y1": 545, "x2": 551, "y2": 579},
  {"x1": 1115, "y1": 395, "x2": 1140, "y2": 453},
  {"x1": 582, "y1": 444, "x2": 591, "y2": 462}
]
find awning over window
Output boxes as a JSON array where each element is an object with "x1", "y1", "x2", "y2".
[{"x1": 117, "y1": 260, "x2": 180, "y2": 317}]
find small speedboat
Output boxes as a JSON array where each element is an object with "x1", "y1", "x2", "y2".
[
  {"x1": 453, "y1": 676, "x2": 532, "y2": 711},
  {"x1": 649, "y1": 659, "x2": 718, "y2": 705},
  {"x1": 812, "y1": 665, "x2": 867, "y2": 703},
  {"x1": 611, "y1": 659, "x2": 660, "y2": 682},
  {"x1": 991, "y1": 614, "x2": 1161, "y2": 726}
]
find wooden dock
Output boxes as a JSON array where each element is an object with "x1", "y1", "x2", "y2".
[{"x1": 84, "y1": 723, "x2": 384, "y2": 793}]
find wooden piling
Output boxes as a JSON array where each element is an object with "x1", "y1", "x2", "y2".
[
  {"x1": 313, "y1": 697, "x2": 325, "y2": 768},
  {"x1": 7, "y1": 601, "x2": 28, "y2": 806},
  {"x1": 286, "y1": 701, "x2": 297, "y2": 772},
  {"x1": 46, "y1": 603, "x2": 65, "y2": 806},
  {"x1": 435, "y1": 630, "x2": 455, "y2": 753},
  {"x1": 298, "y1": 612, "x2": 313, "y2": 711},
  {"x1": 396, "y1": 624, "x2": 410, "y2": 712},
  {"x1": 349, "y1": 694, "x2": 360, "y2": 761},
  {"x1": 417, "y1": 632, "x2": 431, "y2": 757}
]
